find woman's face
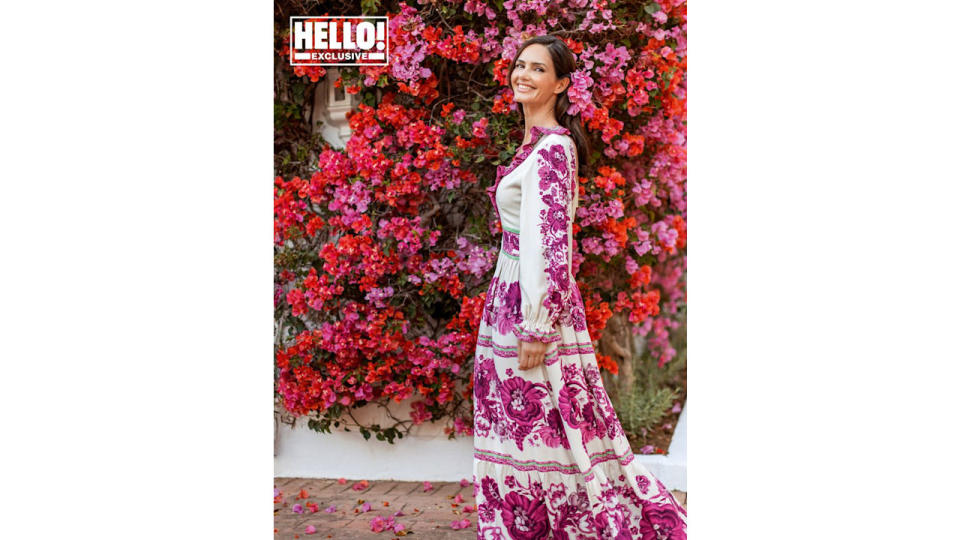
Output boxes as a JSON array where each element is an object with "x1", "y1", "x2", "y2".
[{"x1": 511, "y1": 43, "x2": 568, "y2": 108}]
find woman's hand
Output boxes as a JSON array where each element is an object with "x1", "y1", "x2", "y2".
[{"x1": 517, "y1": 339, "x2": 548, "y2": 370}]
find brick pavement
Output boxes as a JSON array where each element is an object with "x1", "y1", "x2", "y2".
[{"x1": 274, "y1": 477, "x2": 687, "y2": 539}]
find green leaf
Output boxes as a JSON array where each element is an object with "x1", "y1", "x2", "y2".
[{"x1": 644, "y1": 2, "x2": 661, "y2": 14}]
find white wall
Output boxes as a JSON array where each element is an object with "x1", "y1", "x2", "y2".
[{"x1": 274, "y1": 400, "x2": 686, "y2": 491}]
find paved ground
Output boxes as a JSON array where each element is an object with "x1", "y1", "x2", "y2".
[{"x1": 274, "y1": 477, "x2": 687, "y2": 539}]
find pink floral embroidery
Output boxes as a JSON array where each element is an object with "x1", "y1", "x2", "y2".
[
  {"x1": 502, "y1": 229, "x2": 519, "y2": 255},
  {"x1": 482, "y1": 275, "x2": 522, "y2": 336},
  {"x1": 474, "y1": 471, "x2": 686, "y2": 539},
  {"x1": 486, "y1": 125, "x2": 571, "y2": 226},
  {"x1": 472, "y1": 355, "x2": 557, "y2": 451}
]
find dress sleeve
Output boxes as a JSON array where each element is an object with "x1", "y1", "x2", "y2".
[{"x1": 513, "y1": 134, "x2": 579, "y2": 344}]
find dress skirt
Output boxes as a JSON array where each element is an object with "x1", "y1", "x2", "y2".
[{"x1": 472, "y1": 242, "x2": 688, "y2": 539}]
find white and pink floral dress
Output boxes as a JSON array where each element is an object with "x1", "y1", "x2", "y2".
[{"x1": 472, "y1": 125, "x2": 688, "y2": 539}]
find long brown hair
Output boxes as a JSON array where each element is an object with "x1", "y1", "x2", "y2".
[{"x1": 507, "y1": 35, "x2": 591, "y2": 177}]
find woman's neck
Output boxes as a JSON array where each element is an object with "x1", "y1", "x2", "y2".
[{"x1": 520, "y1": 102, "x2": 560, "y2": 145}]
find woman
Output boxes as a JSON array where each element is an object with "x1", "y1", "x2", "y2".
[{"x1": 473, "y1": 35, "x2": 688, "y2": 539}]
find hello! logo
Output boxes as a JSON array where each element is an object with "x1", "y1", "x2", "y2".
[{"x1": 289, "y1": 16, "x2": 389, "y2": 66}]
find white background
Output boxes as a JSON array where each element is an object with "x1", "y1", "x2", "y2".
[{"x1": 2, "y1": 1, "x2": 959, "y2": 538}]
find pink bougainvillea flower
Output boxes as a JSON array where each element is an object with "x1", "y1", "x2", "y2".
[
  {"x1": 337, "y1": 478, "x2": 347, "y2": 484},
  {"x1": 352, "y1": 480, "x2": 370, "y2": 491},
  {"x1": 304, "y1": 524, "x2": 316, "y2": 534},
  {"x1": 640, "y1": 444, "x2": 655, "y2": 454},
  {"x1": 393, "y1": 510, "x2": 406, "y2": 517},
  {"x1": 393, "y1": 522, "x2": 406, "y2": 533},
  {"x1": 292, "y1": 503, "x2": 304, "y2": 514},
  {"x1": 306, "y1": 502, "x2": 319, "y2": 513},
  {"x1": 369, "y1": 514, "x2": 398, "y2": 532},
  {"x1": 451, "y1": 518, "x2": 471, "y2": 530},
  {"x1": 360, "y1": 501, "x2": 372, "y2": 513},
  {"x1": 459, "y1": 478, "x2": 470, "y2": 487},
  {"x1": 324, "y1": 505, "x2": 337, "y2": 513},
  {"x1": 453, "y1": 493, "x2": 464, "y2": 503},
  {"x1": 463, "y1": 505, "x2": 476, "y2": 513},
  {"x1": 422, "y1": 481, "x2": 433, "y2": 492}
]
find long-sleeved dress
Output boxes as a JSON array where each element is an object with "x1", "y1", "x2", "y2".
[{"x1": 472, "y1": 125, "x2": 688, "y2": 539}]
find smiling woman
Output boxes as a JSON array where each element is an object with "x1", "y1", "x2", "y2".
[{"x1": 473, "y1": 34, "x2": 688, "y2": 539}]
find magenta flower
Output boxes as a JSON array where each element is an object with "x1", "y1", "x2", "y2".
[
  {"x1": 304, "y1": 525, "x2": 317, "y2": 535},
  {"x1": 423, "y1": 480, "x2": 433, "y2": 492},
  {"x1": 369, "y1": 515, "x2": 389, "y2": 532},
  {"x1": 324, "y1": 505, "x2": 337, "y2": 513},
  {"x1": 291, "y1": 503, "x2": 303, "y2": 514},
  {"x1": 497, "y1": 376, "x2": 548, "y2": 426},
  {"x1": 451, "y1": 518, "x2": 471, "y2": 530},
  {"x1": 567, "y1": 69, "x2": 595, "y2": 116},
  {"x1": 471, "y1": 117, "x2": 489, "y2": 139}
]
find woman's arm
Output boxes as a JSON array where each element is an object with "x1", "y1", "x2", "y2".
[{"x1": 514, "y1": 133, "x2": 578, "y2": 357}]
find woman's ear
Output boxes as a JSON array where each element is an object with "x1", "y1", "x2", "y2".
[{"x1": 555, "y1": 75, "x2": 571, "y2": 95}]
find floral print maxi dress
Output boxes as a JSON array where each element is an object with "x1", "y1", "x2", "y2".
[{"x1": 473, "y1": 125, "x2": 688, "y2": 539}]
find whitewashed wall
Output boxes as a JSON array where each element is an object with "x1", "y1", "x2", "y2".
[{"x1": 274, "y1": 400, "x2": 686, "y2": 491}]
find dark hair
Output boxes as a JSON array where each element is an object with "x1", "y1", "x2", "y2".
[{"x1": 507, "y1": 34, "x2": 591, "y2": 177}]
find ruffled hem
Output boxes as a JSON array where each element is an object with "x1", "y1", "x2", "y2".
[
  {"x1": 512, "y1": 321, "x2": 561, "y2": 343},
  {"x1": 473, "y1": 455, "x2": 688, "y2": 539}
]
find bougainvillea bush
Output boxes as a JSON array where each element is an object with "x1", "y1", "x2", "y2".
[{"x1": 274, "y1": 0, "x2": 686, "y2": 443}]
